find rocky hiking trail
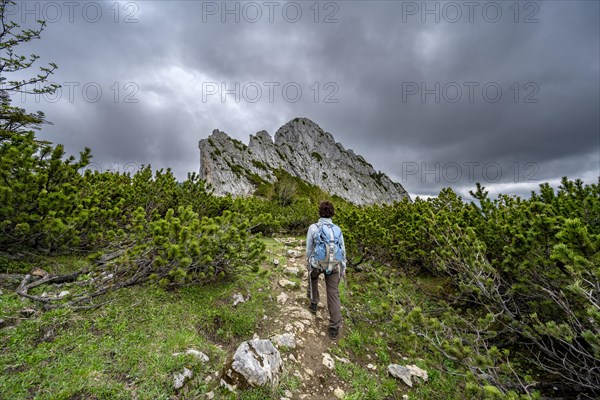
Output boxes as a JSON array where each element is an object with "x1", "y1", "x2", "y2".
[
  {"x1": 264, "y1": 237, "x2": 347, "y2": 400},
  {"x1": 218, "y1": 236, "x2": 428, "y2": 399}
]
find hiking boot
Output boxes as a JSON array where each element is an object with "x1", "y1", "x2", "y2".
[
  {"x1": 328, "y1": 327, "x2": 339, "y2": 339},
  {"x1": 309, "y1": 302, "x2": 318, "y2": 313}
]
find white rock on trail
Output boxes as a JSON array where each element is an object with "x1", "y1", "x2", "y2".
[
  {"x1": 286, "y1": 249, "x2": 303, "y2": 258},
  {"x1": 276, "y1": 292, "x2": 289, "y2": 305},
  {"x1": 278, "y1": 279, "x2": 296, "y2": 289},
  {"x1": 283, "y1": 267, "x2": 300, "y2": 276},
  {"x1": 272, "y1": 332, "x2": 297, "y2": 349},
  {"x1": 322, "y1": 353, "x2": 335, "y2": 370},
  {"x1": 292, "y1": 308, "x2": 314, "y2": 320},
  {"x1": 227, "y1": 339, "x2": 283, "y2": 387},
  {"x1": 334, "y1": 388, "x2": 345, "y2": 399},
  {"x1": 273, "y1": 259, "x2": 280, "y2": 266},
  {"x1": 58, "y1": 290, "x2": 70, "y2": 299},
  {"x1": 292, "y1": 321, "x2": 306, "y2": 332}
]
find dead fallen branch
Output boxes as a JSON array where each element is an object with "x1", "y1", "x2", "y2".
[{"x1": 15, "y1": 269, "x2": 97, "y2": 310}]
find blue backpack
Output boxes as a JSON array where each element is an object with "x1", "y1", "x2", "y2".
[{"x1": 310, "y1": 222, "x2": 344, "y2": 274}]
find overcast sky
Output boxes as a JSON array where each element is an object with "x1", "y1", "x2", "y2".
[{"x1": 5, "y1": 0, "x2": 599, "y2": 199}]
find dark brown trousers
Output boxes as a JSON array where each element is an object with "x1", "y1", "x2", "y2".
[{"x1": 308, "y1": 268, "x2": 342, "y2": 330}]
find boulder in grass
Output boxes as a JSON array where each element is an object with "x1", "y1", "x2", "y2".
[
  {"x1": 406, "y1": 364, "x2": 428, "y2": 382},
  {"x1": 173, "y1": 367, "x2": 193, "y2": 390},
  {"x1": 388, "y1": 364, "x2": 428, "y2": 387},
  {"x1": 232, "y1": 293, "x2": 246, "y2": 306}
]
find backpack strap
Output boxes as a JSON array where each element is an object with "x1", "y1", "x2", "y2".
[
  {"x1": 308, "y1": 222, "x2": 320, "y2": 267},
  {"x1": 310, "y1": 222, "x2": 320, "y2": 248},
  {"x1": 326, "y1": 224, "x2": 335, "y2": 243}
]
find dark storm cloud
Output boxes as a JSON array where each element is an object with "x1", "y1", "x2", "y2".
[{"x1": 5, "y1": 0, "x2": 599, "y2": 199}]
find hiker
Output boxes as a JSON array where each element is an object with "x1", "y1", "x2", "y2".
[{"x1": 306, "y1": 201, "x2": 346, "y2": 339}]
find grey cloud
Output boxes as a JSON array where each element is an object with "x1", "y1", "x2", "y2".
[{"x1": 5, "y1": 0, "x2": 598, "y2": 198}]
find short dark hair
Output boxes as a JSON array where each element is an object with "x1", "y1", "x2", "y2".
[{"x1": 319, "y1": 201, "x2": 335, "y2": 218}]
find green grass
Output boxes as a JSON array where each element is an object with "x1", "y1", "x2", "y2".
[
  {"x1": 1, "y1": 285, "x2": 221, "y2": 399},
  {"x1": 333, "y1": 272, "x2": 478, "y2": 400},
  {"x1": 0, "y1": 256, "x2": 34, "y2": 274},
  {"x1": 336, "y1": 362, "x2": 398, "y2": 400},
  {"x1": 0, "y1": 247, "x2": 282, "y2": 399}
]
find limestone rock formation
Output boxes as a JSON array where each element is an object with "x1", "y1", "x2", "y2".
[
  {"x1": 198, "y1": 117, "x2": 410, "y2": 205},
  {"x1": 223, "y1": 339, "x2": 283, "y2": 388}
]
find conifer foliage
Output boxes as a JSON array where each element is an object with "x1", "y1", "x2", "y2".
[
  {"x1": 336, "y1": 179, "x2": 600, "y2": 397},
  {"x1": 1, "y1": 0, "x2": 265, "y2": 303}
]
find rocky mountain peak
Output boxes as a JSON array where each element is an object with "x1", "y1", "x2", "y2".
[
  {"x1": 198, "y1": 118, "x2": 410, "y2": 205},
  {"x1": 274, "y1": 118, "x2": 335, "y2": 148}
]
